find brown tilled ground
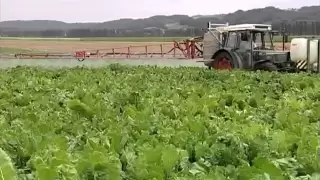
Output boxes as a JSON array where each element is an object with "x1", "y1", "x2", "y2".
[
  {"x1": 0, "y1": 39, "x2": 291, "y2": 55},
  {"x1": 0, "y1": 40, "x2": 175, "y2": 53}
]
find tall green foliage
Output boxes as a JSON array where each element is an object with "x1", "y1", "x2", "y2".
[{"x1": 0, "y1": 65, "x2": 319, "y2": 179}]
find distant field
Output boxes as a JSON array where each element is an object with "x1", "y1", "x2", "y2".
[
  {"x1": 0, "y1": 47, "x2": 44, "y2": 54},
  {"x1": 0, "y1": 36, "x2": 290, "y2": 56},
  {"x1": 1, "y1": 35, "x2": 319, "y2": 43},
  {"x1": 0, "y1": 37, "x2": 189, "y2": 42},
  {"x1": 3, "y1": 34, "x2": 316, "y2": 55},
  {"x1": 272, "y1": 35, "x2": 320, "y2": 42}
]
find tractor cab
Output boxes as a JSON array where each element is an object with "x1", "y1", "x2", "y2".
[
  {"x1": 203, "y1": 23, "x2": 292, "y2": 71},
  {"x1": 219, "y1": 26, "x2": 274, "y2": 50},
  {"x1": 238, "y1": 30, "x2": 273, "y2": 50}
]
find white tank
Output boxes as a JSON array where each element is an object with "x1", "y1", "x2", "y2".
[{"x1": 290, "y1": 38, "x2": 319, "y2": 64}]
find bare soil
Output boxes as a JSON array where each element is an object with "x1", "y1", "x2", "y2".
[
  {"x1": 0, "y1": 40, "x2": 175, "y2": 53},
  {"x1": 0, "y1": 39, "x2": 291, "y2": 55}
]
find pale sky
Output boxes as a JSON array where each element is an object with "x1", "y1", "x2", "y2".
[{"x1": 1, "y1": 0, "x2": 319, "y2": 23}]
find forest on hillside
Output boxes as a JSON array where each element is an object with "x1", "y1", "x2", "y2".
[{"x1": 1, "y1": 6, "x2": 320, "y2": 37}]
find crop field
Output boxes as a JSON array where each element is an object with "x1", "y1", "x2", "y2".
[{"x1": 0, "y1": 65, "x2": 319, "y2": 180}]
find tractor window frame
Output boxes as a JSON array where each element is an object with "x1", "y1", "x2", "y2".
[
  {"x1": 221, "y1": 32, "x2": 228, "y2": 48},
  {"x1": 251, "y1": 30, "x2": 274, "y2": 50},
  {"x1": 252, "y1": 31, "x2": 265, "y2": 48},
  {"x1": 235, "y1": 30, "x2": 252, "y2": 50},
  {"x1": 225, "y1": 31, "x2": 238, "y2": 49},
  {"x1": 234, "y1": 31, "x2": 243, "y2": 49}
]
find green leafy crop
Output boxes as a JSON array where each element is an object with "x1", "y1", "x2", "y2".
[{"x1": 0, "y1": 65, "x2": 319, "y2": 179}]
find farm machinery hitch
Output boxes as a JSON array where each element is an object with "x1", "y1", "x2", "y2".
[{"x1": 168, "y1": 36, "x2": 203, "y2": 59}]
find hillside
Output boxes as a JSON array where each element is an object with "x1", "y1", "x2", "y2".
[
  {"x1": 1, "y1": 6, "x2": 320, "y2": 37},
  {"x1": 1, "y1": 6, "x2": 320, "y2": 31}
]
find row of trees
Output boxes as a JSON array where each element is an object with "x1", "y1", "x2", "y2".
[
  {"x1": 280, "y1": 21, "x2": 320, "y2": 35},
  {"x1": 1, "y1": 21, "x2": 320, "y2": 37}
]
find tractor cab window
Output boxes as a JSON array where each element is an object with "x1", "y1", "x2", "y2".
[
  {"x1": 252, "y1": 31, "x2": 273, "y2": 50},
  {"x1": 221, "y1": 32, "x2": 228, "y2": 47},
  {"x1": 240, "y1": 32, "x2": 249, "y2": 41},
  {"x1": 227, "y1": 32, "x2": 238, "y2": 48},
  {"x1": 239, "y1": 31, "x2": 251, "y2": 50}
]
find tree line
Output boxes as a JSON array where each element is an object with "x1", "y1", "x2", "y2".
[
  {"x1": 280, "y1": 21, "x2": 320, "y2": 35},
  {"x1": 0, "y1": 20, "x2": 320, "y2": 38},
  {"x1": 1, "y1": 6, "x2": 320, "y2": 37},
  {"x1": 1, "y1": 21, "x2": 319, "y2": 38}
]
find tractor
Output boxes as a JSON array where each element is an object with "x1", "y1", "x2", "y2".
[{"x1": 201, "y1": 22, "x2": 320, "y2": 72}]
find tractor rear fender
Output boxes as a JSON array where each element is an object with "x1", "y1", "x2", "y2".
[
  {"x1": 212, "y1": 49, "x2": 243, "y2": 69},
  {"x1": 212, "y1": 49, "x2": 230, "y2": 59}
]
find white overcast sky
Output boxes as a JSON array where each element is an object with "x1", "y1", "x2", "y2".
[{"x1": 1, "y1": 0, "x2": 319, "y2": 22}]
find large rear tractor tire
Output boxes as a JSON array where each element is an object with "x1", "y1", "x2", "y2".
[{"x1": 209, "y1": 51, "x2": 238, "y2": 70}]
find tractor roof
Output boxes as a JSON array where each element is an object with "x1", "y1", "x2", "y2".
[{"x1": 208, "y1": 22, "x2": 272, "y2": 32}]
